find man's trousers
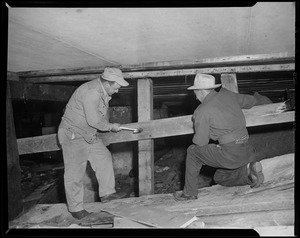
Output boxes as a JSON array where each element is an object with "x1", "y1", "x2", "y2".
[
  {"x1": 183, "y1": 141, "x2": 256, "y2": 197},
  {"x1": 58, "y1": 128, "x2": 116, "y2": 212}
]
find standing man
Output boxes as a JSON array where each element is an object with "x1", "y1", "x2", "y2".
[
  {"x1": 174, "y1": 73, "x2": 267, "y2": 201},
  {"x1": 58, "y1": 67, "x2": 129, "y2": 219}
]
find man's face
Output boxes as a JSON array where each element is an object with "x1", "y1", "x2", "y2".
[
  {"x1": 106, "y1": 82, "x2": 121, "y2": 96},
  {"x1": 194, "y1": 89, "x2": 206, "y2": 102}
]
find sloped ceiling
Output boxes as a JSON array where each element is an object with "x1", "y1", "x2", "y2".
[{"x1": 7, "y1": 3, "x2": 295, "y2": 73}]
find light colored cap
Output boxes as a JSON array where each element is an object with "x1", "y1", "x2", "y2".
[
  {"x1": 101, "y1": 67, "x2": 129, "y2": 87},
  {"x1": 187, "y1": 73, "x2": 221, "y2": 90}
]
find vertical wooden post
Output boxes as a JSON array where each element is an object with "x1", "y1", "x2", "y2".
[
  {"x1": 6, "y1": 81, "x2": 24, "y2": 221},
  {"x1": 221, "y1": 73, "x2": 238, "y2": 93},
  {"x1": 137, "y1": 79, "x2": 154, "y2": 196}
]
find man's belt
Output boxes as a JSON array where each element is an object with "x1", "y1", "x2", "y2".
[{"x1": 234, "y1": 135, "x2": 249, "y2": 144}]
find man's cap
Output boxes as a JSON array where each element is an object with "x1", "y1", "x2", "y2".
[{"x1": 101, "y1": 67, "x2": 129, "y2": 87}]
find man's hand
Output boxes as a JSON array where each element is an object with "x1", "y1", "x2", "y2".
[{"x1": 111, "y1": 123, "x2": 121, "y2": 132}]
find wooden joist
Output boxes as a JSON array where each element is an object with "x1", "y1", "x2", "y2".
[
  {"x1": 22, "y1": 63, "x2": 295, "y2": 83},
  {"x1": 8, "y1": 80, "x2": 76, "y2": 102},
  {"x1": 17, "y1": 52, "x2": 294, "y2": 78},
  {"x1": 17, "y1": 102, "x2": 294, "y2": 155}
]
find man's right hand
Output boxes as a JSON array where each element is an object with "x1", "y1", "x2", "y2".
[{"x1": 111, "y1": 123, "x2": 121, "y2": 132}]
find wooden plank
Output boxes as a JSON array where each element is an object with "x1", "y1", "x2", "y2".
[
  {"x1": 7, "y1": 71, "x2": 20, "y2": 81},
  {"x1": 100, "y1": 152, "x2": 294, "y2": 228},
  {"x1": 23, "y1": 63, "x2": 295, "y2": 83},
  {"x1": 6, "y1": 82, "x2": 24, "y2": 220},
  {"x1": 8, "y1": 80, "x2": 76, "y2": 102},
  {"x1": 10, "y1": 154, "x2": 294, "y2": 231},
  {"x1": 113, "y1": 217, "x2": 150, "y2": 228},
  {"x1": 221, "y1": 73, "x2": 238, "y2": 93},
  {"x1": 17, "y1": 102, "x2": 295, "y2": 155},
  {"x1": 167, "y1": 153, "x2": 294, "y2": 214},
  {"x1": 18, "y1": 134, "x2": 61, "y2": 155},
  {"x1": 254, "y1": 226, "x2": 294, "y2": 236},
  {"x1": 138, "y1": 79, "x2": 154, "y2": 196},
  {"x1": 17, "y1": 52, "x2": 294, "y2": 78},
  {"x1": 193, "y1": 210, "x2": 293, "y2": 229},
  {"x1": 102, "y1": 206, "x2": 197, "y2": 228}
]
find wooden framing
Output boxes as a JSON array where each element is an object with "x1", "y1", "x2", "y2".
[
  {"x1": 17, "y1": 52, "x2": 294, "y2": 78},
  {"x1": 8, "y1": 80, "x2": 76, "y2": 102},
  {"x1": 221, "y1": 74, "x2": 238, "y2": 93},
  {"x1": 11, "y1": 52, "x2": 295, "y2": 196},
  {"x1": 137, "y1": 79, "x2": 154, "y2": 195},
  {"x1": 21, "y1": 63, "x2": 294, "y2": 83},
  {"x1": 6, "y1": 82, "x2": 23, "y2": 220},
  {"x1": 17, "y1": 102, "x2": 294, "y2": 155}
]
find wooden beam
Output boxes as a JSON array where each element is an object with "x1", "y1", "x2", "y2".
[
  {"x1": 23, "y1": 63, "x2": 295, "y2": 83},
  {"x1": 8, "y1": 80, "x2": 77, "y2": 102},
  {"x1": 221, "y1": 74, "x2": 238, "y2": 93},
  {"x1": 17, "y1": 52, "x2": 294, "y2": 78},
  {"x1": 9, "y1": 79, "x2": 132, "y2": 104},
  {"x1": 137, "y1": 79, "x2": 154, "y2": 196},
  {"x1": 7, "y1": 71, "x2": 20, "y2": 81},
  {"x1": 6, "y1": 82, "x2": 24, "y2": 220},
  {"x1": 17, "y1": 102, "x2": 294, "y2": 155}
]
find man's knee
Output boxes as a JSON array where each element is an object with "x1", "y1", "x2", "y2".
[{"x1": 187, "y1": 144, "x2": 196, "y2": 155}]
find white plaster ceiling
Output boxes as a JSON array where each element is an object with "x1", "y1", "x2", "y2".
[{"x1": 7, "y1": 3, "x2": 295, "y2": 73}]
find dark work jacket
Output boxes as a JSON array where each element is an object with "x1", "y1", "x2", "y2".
[{"x1": 192, "y1": 88, "x2": 258, "y2": 146}]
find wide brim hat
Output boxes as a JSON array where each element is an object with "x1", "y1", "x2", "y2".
[
  {"x1": 187, "y1": 73, "x2": 221, "y2": 90},
  {"x1": 101, "y1": 67, "x2": 129, "y2": 87}
]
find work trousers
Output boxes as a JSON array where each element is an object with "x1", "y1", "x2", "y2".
[
  {"x1": 183, "y1": 141, "x2": 256, "y2": 196},
  {"x1": 58, "y1": 128, "x2": 116, "y2": 212}
]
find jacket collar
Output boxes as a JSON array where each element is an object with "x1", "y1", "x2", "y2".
[{"x1": 98, "y1": 77, "x2": 112, "y2": 101}]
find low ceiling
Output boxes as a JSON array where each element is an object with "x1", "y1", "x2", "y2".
[
  {"x1": 6, "y1": 3, "x2": 295, "y2": 108},
  {"x1": 7, "y1": 3, "x2": 295, "y2": 72}
]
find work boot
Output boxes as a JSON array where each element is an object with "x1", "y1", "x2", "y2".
[
  {"x1": 248, "y1": 161, "x2": 264, "y2": 188},
  {"x1": 70, "y1": 209, "x2": 92, "y2": 220},
  {"x1": 173, "y1": 191, "x2": 198, "y2": 201},
  {"x1": 100, "y1": 192, "x2": 127, "y2": 203}
]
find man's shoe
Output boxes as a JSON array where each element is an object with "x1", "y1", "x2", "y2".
[
  {"x1": 70, "y1": 209, "x2": 92, "y2": 220},
  {"x1": 173, "y1": 191, "x2": 197, "y2": 201},
  {"x1": 248, "y1": 161, "x2": 264, "y2": 188},
  {"x1": 101, "y1": 192, "x2": 127, "y2": 203}
]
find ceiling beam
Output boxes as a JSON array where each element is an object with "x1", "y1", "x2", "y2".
[
  {"x1": 8, "y1": 80, "x2": 76, "y2": 102},
  {"x1": 21, "y1": 63, "x2": 295, "y2": 83},
  {"x1": 17, "y1": 52, "x2": 294, "y2": 78}
]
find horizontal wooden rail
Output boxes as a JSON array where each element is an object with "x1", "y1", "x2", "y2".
[
  {"x1": 22, "y1": 63, "x2": 295, "y2": 83},
  {"x1": 17, "y1": 52, "x2": 294, "y2": 78},
  {"x1": 8, "y1": 80, "x2": 77, "y2": 102},
  {"x1": 17, "y1": 103, "x2": 294, "y2": 155}
]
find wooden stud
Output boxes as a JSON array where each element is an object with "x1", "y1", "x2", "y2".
[
  {"x1": 221, "y1": 73, "x2": 238, "y2": 93},
  {"x1": 137, "y1": 79, "x2": 154, "y2": 196},
  {"x1": 6, "y1": 82, "x2": 24, "y2": 220}
]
